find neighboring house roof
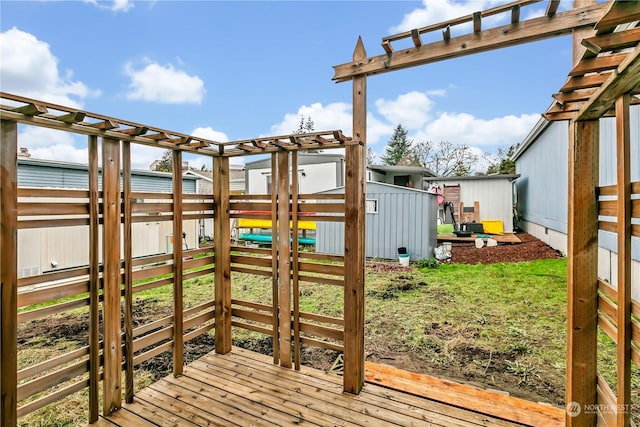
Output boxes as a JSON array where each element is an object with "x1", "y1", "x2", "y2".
[
  {"x1": 184, "y1": 165, "x2": 245, "y2": 182},
  {"x1": 368, "y1": 164, "x2": 438, "y2": 177},
  {"x1": 424, "y1": 174, "x2": 520, "y2": 182},
  {"x1": 318, "y1": 180, "x2": 438, "y2": 195},
  {"x1": 184, "y1": 169, "x2": 213, "y2": 181},
  {"x1": 17, "y1": 157, "x2": 198, "y2": 192}
]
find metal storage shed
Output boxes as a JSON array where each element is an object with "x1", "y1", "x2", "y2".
[
  {"x1": 316, "y1": 181, "x2": 437, "y2": 261},
  {"x1": 423, "y1": 174, "x2": 519, "y2": 233}
]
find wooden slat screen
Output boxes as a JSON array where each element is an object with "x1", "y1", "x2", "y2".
[{"x1": 15, "y1": 185, "x2": 216, "y2": 418}]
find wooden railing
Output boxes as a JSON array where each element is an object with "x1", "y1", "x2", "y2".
[{"x1": 15, "y1": 187, "x2": 216, "y2": 419}]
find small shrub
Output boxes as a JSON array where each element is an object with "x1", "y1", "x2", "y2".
[{"x1": 416, "y1": 257, "x2": 440, "y2": 269}]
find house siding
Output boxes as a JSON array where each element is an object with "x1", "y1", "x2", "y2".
[
  {"x1": 515, "y1": 120, "x2": 569, "y2": 236},
  {"x1": 16, "y1": 158, "x2": 199, "y2": 278},
  {"x1": 514, "y1": 106, "x2": 639, "y2": 289},
  {"x1": 18, "y1": 159, "x2": 197, "y2": 193}
]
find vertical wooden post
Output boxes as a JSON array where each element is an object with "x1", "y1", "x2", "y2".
[
  {"x1": 270, "y1": 154, "x2": 279, "y2": 364},
  {"x1": 567, "y1": 2, "x2": 597, "y2": 424},
  {"x1": 101, "y1": 137, "x2": 122, "y2": 415},
  {"x1": 213, "y1": 156, "x2": 231, "y2": 354},
  {"x1": 615, "y1": 93, "x2": 631, "y2": 426},
  {"x1": 571, "y1": 0, "x2": 596, "y2": 65},
  {"x1": 344, "y1": 37, "x2": 366, "y2": 394},
  {"x1": 122, "y1": 141, "x2": 134, "y2": 401},
  {"x1": 291, "y1": 152, "x2": 301, "y2": 370},
  {"x1": 1, "y1": 120, "x2": 18, "y2": 426},
  {"x1": 172, "y1": 150, "x2": 184, "y2": 375},
  {"x1": 566, "y1": 120, "x2": 598, "y2": 426},
  {"x1": 88, "y1": 135, "x2": 100, "y2": 421},
  {"x1": 277, "y1": 152, "x2": 292, "y2": 368}
]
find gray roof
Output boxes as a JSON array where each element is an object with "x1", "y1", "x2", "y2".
[
  {"x1": 424, "y1": 173, "x2": 520, "y2": 182},
  {"x1": 368, "y1": 164, "x2": 438, "y2": 177}
]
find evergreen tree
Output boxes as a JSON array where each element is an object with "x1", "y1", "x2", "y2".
[
  {"x1": 485, "y1": 144, "x2": 517, "y2": 175},
  {"x1": 155, "y1": 150, "x2": 173, "y2": 172},
  {"x1": 381, "y1": 125, "x2": 413, "y2": 166},
  {"x1": 293, "y1": 116, "x2": 314, "y2": 134}
]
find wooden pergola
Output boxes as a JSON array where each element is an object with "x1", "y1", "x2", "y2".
[
  {"x1": 0, "y1": 0, "x2": 638, "y2": 425},
  {"x1": 332, "y1": 0, "x2": 639, "y2": 425},
  {"x1": 0, "y1": 92, "x2": 365, "y2": 425}
]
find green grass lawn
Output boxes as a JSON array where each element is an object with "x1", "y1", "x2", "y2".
[{"x1": 17, "y1": 256, "x2": 640, "y2": 425}]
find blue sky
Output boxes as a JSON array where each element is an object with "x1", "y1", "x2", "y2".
[{"x1": 1, "y1": 0, "x2": 577, "y2": 170}]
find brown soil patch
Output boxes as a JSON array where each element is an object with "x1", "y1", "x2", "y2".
[{"x1": 450, "y1": 232, "x2": 562, "y2": 264}]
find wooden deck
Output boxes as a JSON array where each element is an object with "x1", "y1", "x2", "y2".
[
  {"x1": 437, "y1": 233, "x2": 522, "y2": 244},
  {"x1": 94, "y1": 347, "x2": 564, "y2": 427}
]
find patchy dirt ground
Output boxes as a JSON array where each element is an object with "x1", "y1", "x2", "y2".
[{"x1": 19, "y1": 231, "x2": 566, "y2": 418}]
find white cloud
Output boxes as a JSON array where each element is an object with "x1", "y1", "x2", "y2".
[
  {"x1": 124, "y1": 61, "x2": 205, "y2": 104},
  {"x1": 267, "y1": 101, "x2": 394, "y2": 146},
  {"x1": 0, "y1": 27, "x2": 99, "y2": 108},
  {"x1": 413, "y1": 112, "x2": 540, "y2": 147},
  {"x1": 130, "y1": 144, "x2": 165, "y2": 170},
  {"x1": 112, "y1": 0, "x2": 134, "y2": 12},
  {"x1": 191, "y1": 126, "x2": 228, "y2": 142},
  {"x1": 366, "y1": 114, "x2": 395, "y2": 145},
  {"x1": 84, "y1": 0, "x2": 134, "y2": 13},
  {"x1": 374, "y1": 91, "x2": 435, "y2": 129},
  {"x1": 29, "y1": 144, "x2": 89, "y2": 165},
  {"x1": 267, "y1": 90, "x2": 538, "y2": 165},
  {"x1": 19, "y1": 127, "x2": 88, "y2": 163},
  {"x1": 18, "y1": 126, "x2": 76, "y2": 148},
  {"x1": 269, "y1": 102, "x2": 352, "y2": 137}
]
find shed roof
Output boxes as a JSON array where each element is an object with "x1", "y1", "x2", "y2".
[
  {"x1": 368, "y1": 164, "x2": 438, "y2": 177},
  {"x1": 424, "y1": 174, "x2": 520, "y2": 182}
]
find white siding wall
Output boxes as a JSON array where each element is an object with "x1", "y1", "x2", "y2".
[
  {"x1": 17, "y1": 220, "x2": 199, "y2": 278},
  {"x1": 427, "y1": 178, "x2": 515, "y2": 233},
  {"x1": 247, "y1": 162, "x2": 340, "y2": 194}
]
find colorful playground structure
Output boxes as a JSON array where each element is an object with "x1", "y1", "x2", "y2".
[{"x1": 236, "y1": 217, "x2": 317, "y2": 245}]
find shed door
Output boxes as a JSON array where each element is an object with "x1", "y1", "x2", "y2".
[{"x1": 443, "y1": 184, "x2": 461, "y2": 223}]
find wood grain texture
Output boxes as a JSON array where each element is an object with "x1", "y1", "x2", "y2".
[
  {"x1": 213, "y1": 156, "x2": 231, "y2": 354},
  {"x1": 615, "y1": 93, "x2": 632, "y2": 427},
  {"x1": 122, "y1": 141, "x2": 134, "y2": 403},
  {"x1": 101, "y1": 137, "x2": 122, "y2": 415},
  {"x1": 365, "y1": 362, "x2": 564, "y2": 426},
  {"x1": 270, "y1": 154, "x2": 279, "y2": 364},
  {"x1": 172, "y1": 150, "x2": 184, "y2": 375},
  {"x1": 100, "y1": 347, "x2": 527, "y2": 427},
  {"x1": 277, "y1": 152, "x2": 292, "y2": 368},
  {"x1": 1, "y1": 119, "x2": 18, "y2": 426},
  {"x1": 343, "y1": 37, "x2": 366, "y2": 395},
  {"x1": 332, "y1": 3, "x2": 606, "y2": 82},
  {"x1": 566, "y1": 120, "x2": 598, "y2": 427},
  {"x1": 291, "y1": 152, "x2": 301, "y2": 370},
  {"x1": 88, "y1": 135, "x2": 100, "y2": 421}
]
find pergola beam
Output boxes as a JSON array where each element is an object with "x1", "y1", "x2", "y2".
[
  {"x1": 576, "y1": 43, "x2": 640, "y2": 121},
  {"x1": 332, "y1": 3, "x2": 607, "y2": 82}
]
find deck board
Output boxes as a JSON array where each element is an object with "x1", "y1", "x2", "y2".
[
  {"x1": 437, "y1": 233, "x2": 521, "y2": 244},
  {"x1": 98, "y1": 348, "x2": 547, "y2": 426}
]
